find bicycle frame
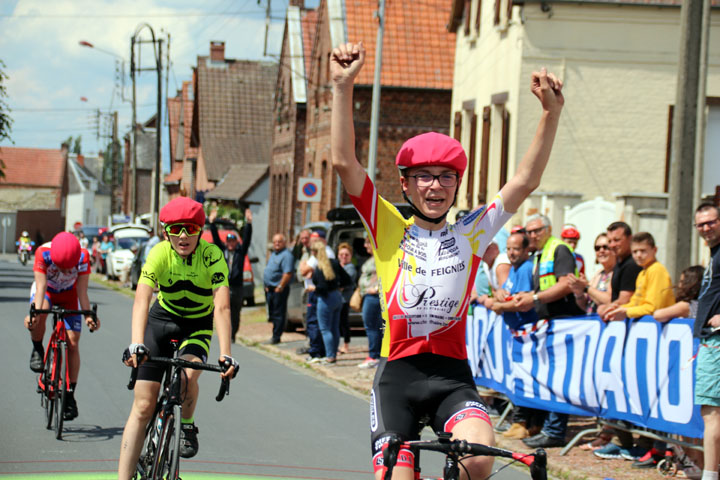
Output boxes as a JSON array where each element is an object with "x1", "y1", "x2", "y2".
[
  {"x1": 128, "y1": 341, "x2": 230, "y2": 480},
  {"x1": 382, "y1": 432, "x2": 547, "y2": 480}
]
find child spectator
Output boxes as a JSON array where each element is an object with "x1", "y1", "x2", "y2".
[
  {"x1": 653, "y1": 265, "x2": 704, "y2": 322},
  {"x1": 603, "y1": 232, "x2": 675, "y2": 322}
]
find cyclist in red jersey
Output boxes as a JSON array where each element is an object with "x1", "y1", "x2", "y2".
[
  {"x1": 24, "y1": 231, "x2": 99, "y2": 421},
  {"x1": 330, "y1": 42, "x2": 565, "y2": 480}
]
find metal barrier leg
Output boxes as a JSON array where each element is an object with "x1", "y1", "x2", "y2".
[
  {"x1": 494, "y1": 401, "x2": 514, "y2": 432},
  {"x1": 559, "y1": 425, "x2": 602, "y2": 456}
]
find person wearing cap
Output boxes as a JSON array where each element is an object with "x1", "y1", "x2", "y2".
[
  {"x1": 208, "y1": 207, "x2": 253, "y2": 340},
  {"x1": 561, "y1": 224, "x2": 585, "y2": 276},
  {"x1": 330, "y1": 41, "x2": 565, "y2": 479},
  {"x1": 23, "y1": 231, "x2": 98, "y2": 421},
  {"x1": 118, "y1": 197, "x2": 238, "y2": 479}
]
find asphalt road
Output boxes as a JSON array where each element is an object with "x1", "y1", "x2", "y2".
[{"x1": 0, "y1": 255, "x2": 530, "y2": 480}]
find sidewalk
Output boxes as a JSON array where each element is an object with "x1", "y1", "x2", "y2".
[{"x1": 236, "y1": 311, "x2": 671, "y2": 480}]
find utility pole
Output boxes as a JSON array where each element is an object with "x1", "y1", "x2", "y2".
[
  {"x1": 130, "y1": 23, "x2": 162, "y2": 228},
  {"x1": 367, "y1": 0, "x2": 386, "y2": 182},
  {"x1": 691, "y1": 0, "x2": 711, "y2": 265},
  {"x1": 666, "y1": 0, "x2": 704, "y2": 280},
  {"x1": 111, "y1": 111, "x2": 119, "y2": 215}
]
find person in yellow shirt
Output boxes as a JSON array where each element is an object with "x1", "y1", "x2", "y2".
[{"x1": 603, "y1": 232, "x2": 675, "y2": 321}]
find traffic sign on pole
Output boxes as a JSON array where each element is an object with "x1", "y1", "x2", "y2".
[{"x1": 297, "y1": 177, "x2": 322, "y2": 203}]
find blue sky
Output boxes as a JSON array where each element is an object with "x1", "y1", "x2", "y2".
[{"x1": 0, "y1": 0, "x2": 319, "y2": 172}]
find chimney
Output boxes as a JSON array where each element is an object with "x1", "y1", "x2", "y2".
[
  {"x1": 61, "y1": 142, "x2": 69, "y2": 160},
  {"x1": 77, "y1": 154, "x2": 84, "y2": 167},
  {"x1": 210, "y1": 41, "x2": 225, "y2": 62},
  {"x1": 289, "y1": 0, "x2": 305, "y2": 7}
]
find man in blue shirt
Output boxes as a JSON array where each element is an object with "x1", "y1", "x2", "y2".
[
  {"x1": 263, "y1": 233, "x2": 295, "y2": 344},
  {"x1": 491, "y1": 231, "x2": 538, "y2": 329},
  {"x1": 489, "y1": 231, "x2": 543, "y2": 440}
]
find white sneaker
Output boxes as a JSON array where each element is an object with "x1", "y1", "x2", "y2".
[
  {"x1": 358, "y1": 358, "x2": 379, "y2": 369},
  {"x1": 306, "y1": 356, "x2": 322, "y2": 364}
]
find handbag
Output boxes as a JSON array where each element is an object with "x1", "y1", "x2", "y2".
[{"x1": 349, "y1": 287, "x2": 363, "y2": 312}]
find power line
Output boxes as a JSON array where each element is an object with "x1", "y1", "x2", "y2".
[{"x1": 0, "y1": 9, "x2": 288, "y2": 19}]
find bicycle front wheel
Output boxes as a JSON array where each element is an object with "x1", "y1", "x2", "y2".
[
  {"x1": 43, "y1": 346, "x2": 55, "y2": 429},
  {"x1": 54, "y1": 342, "x2": 67, "y2": 440},
  {"x1": 151, "y1": 404, "x2": 181, "y2": 480}
]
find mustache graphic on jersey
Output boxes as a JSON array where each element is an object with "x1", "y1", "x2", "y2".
[{"x1": 399, "y1": 284, "x2": 460, "y2": 314}]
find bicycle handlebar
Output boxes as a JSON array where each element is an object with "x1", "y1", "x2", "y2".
[
  {"x1": 29, "y1": 304, "x2": 99, "y2": 331},
  {"x1": 382, "y1": 436, "x2": 547, "y2": 480},
  {"x1": 126, "y1": 355, "x2": 230, "y2": 402}
]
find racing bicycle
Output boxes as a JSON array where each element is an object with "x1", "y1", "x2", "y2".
[
  {"x1": 31, "y1": 304, "x2": 98, "y2": 440},
  {"x1": 382, "y1": 431, "x2": 547, "y2": 480},
  {"x1": 126, "y1": 340, "x2": 231, "y2": 480}
]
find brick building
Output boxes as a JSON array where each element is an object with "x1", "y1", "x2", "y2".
[
  {"x1": 166, "y1": 42, "x2": 277, "y2": 203},
  {"x1": 269, "y1": 0, "x2": 456, "y2": 239}
]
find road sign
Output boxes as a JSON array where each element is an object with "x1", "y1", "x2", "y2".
[{"x1": 297, "y1": 177, "x2": 322, "y2": 203}]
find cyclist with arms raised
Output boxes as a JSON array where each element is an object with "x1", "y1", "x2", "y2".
[
  {"x1": 330, "y1": 42, "x2": 564, "y2": 480},
  {"x1": 25, "y1": 231, "x2": 99, "y2": 421},
  {"x1": 117, "y1": 197, "x2": 238, "y2": 480}
]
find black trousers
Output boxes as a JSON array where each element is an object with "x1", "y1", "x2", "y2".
[{"x1": 265, "y1": 286, "x2": 290, "y2": 341}]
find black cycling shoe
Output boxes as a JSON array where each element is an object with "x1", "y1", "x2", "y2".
[
  {"x1": 179, "y1": 423, "x2": 199, "y2": 458},
  {"x1": 63, "y1": 395, "x2": 78, "y2": 421},
  {"x1": 30, "y1": 349, "x2": 44, "y2": 373}
]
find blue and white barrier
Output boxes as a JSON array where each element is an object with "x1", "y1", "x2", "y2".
[{"x1": 466, "y1": 306, "x2": 703, "y2": 438}]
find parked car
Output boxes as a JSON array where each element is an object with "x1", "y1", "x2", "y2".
[
  {"x1": 200, "y1": 218, "x2": 256, "y2": 306},
  {"x1": 105, "y1": 224, "x2": 152, "y2": 280},
  {"x1": 285, "y1": 204, "x2": 412, "y2": 331}
]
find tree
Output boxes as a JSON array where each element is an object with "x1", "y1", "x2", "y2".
[
  {"x1": 63, "y1": 135, "x2": 82, "y2": 155},
  {"x1": 0, "y1": 59, "x2": 13, "y2": 179}
]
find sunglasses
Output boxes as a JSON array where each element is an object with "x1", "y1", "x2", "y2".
[
  {"x1": 165, "y1": 223, "x2": 202, "y2": 236},
  {"x1": 594, "y1": 244, "x2": 611, "y2": 252}
]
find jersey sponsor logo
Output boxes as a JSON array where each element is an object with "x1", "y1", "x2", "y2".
[
  {"x1": 399, "y1": 284, "x2": 460, "y2": 314},
  {"x1": 141, "y1": 270, "x2": 157, "y2": 284},
  {"x1": 440, "y1": 237, "x2": 456, "y2": 251},
  {"x1": 370, "y1": 389, "x2": 378, "y2": 432},
  {"x1": 374, "y1": 434, "x2": 393, "y2": 452},
  {"x1": 212, "y1": 272, "x2": 226, "y2": 285},
  {"x1": 203, "y1": 247, "x2": 223, "y2": 268}
]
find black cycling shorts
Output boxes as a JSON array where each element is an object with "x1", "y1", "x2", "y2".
[
  {"x1": 137, "y1": 301, "x2": 214, "y2": 383},
  {"x1": 369, "y1": 353, "x2": 491, "y2": 459}
]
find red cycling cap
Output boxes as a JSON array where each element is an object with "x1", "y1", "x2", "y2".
[
  {"x1": 561, "y1": 225, "x2": 581, "y2": 239},
  {"x1": 159, "y1": 196, "x2": 206, "y2": 226},
  {"x1": 51, "y1": 232, "x2": 81, "y2": 269},
  {"x1": 395, "y1": 132, "x2": 467, "y2": 179}
]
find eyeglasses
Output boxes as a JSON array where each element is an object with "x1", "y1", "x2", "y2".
[
  {"x1": 406, "y1": 173, "x2": 458, "y2": 188},
  {"x1": 165, "y1": 223, "x2": 202, "y2": 236},
  {"x1": 694, "y1": 218, "x2": 719, "y2": 230},
  {"x1": 594, "y1": 244, "x2": 611, "y2": 252},
  {"x1": 525, "y1": 226, "x2": 547, "y2": 236}
]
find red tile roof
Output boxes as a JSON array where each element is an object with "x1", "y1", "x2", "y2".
[
  {"x1": 301, "y1": 8, "x2": 319, "y2": 76},
  {"x1": 167, "y1": 95, "x2": 181, "y2": 163},
  {"x1": 182, "y1": 81, "x2": 198, "y2": 159},
  {"x1": 164, "y1": 163, "x2": 183, "y2": 183},
  {"x1": 345, "y1": 0, "x2": 456, "y2": 89},
  {"x1": 0, "y1": 146, "x2": 66, "y2": 187}
]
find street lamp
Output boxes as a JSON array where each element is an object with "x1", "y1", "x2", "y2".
[{"x1": 130, "y1": 23, "x2": 162, "y2": 230}]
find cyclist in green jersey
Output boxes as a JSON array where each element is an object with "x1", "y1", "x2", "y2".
[{"x1": 118, "y1": 197, "x2": 238, "y2": 480}]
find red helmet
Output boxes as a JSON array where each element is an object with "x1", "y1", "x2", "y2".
[
  {"x1": 51, "y1": 232, "x2": 81, "y2": 269},
  {"x1": 159, "y1": 197, "x2": 206, "y2": 226},
  {"x1": 561, "y1": 225, "x2": 581, "y2": 240},
  {"x1": 395, "y1": 132, "x2": 467, "y2": 179}
]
